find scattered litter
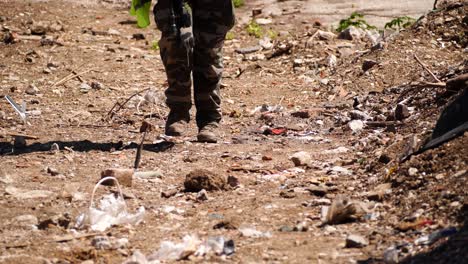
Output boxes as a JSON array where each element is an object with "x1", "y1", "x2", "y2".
[
  {"x1": 75, "y1": 177, "x2": 145, "y2": 232},
  {"x1": 414, "y1": 227, "x2": 457, "y2": 245}
]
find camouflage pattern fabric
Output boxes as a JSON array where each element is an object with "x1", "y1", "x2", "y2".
[{"x1": 154, "y1": 0, "x2": 235, "y2": 127}]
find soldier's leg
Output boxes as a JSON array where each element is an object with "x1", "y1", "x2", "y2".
[
  {"x1": 154, "y1": 0, "x2": 193, "y2": 136},
  {"x1": 191, "y1": 0, "x2": 235, "y2": 142}
]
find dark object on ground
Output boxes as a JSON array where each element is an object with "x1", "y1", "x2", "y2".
[{"x1": 184, "y1": 169, "x2": 226, "y2": 192}]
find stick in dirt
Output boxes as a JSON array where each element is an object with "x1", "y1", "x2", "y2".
[
  {"x1": 107, "y1": 88, "x2": 150, "y2": 119},
  {"x1": 413, "y1": 54, "x2": 442, "y2": 83}
]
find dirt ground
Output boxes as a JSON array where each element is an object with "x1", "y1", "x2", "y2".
[{"x1": 0, "y1": 0, "x2": 467, "y2": 263}]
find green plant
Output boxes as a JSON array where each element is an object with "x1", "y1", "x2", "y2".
[
  {"x1": 225, "y1": 31, "x2": 235, "y2": 40},
  {"x1": 267, "y1": 29, "x2": 278, "y2": 39},
  {"x1": 384, "y1": 16, "x2": 416, "y2": 30},
  {"x1": 151, "y1": 41, "x2": 159, "y2": 51},
  {"x1": 232, "y1": 0, "x2": 244, "y2": 8},
  {"x1": 246, "y1": 20, "x2": 263, "y2": 38},
  {"x1": 337, "y1": 12, "x2": 376, "y2": 32},
  {"x1": 130, "y1": 0, "x2": 152, "y2": 28}
]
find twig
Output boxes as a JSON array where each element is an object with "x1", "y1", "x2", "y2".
[
  {"x1": 71, "y1": 70, "x2": 85, "y2": 83},
  {"x1": 107, "y1": 88, "x2": 150, "y2": 119},
  {"x1": 51, "y1": 69, "x2": 92, "y2": 88},
  {"x1": 413, "y1": 54, "x2": 442, "y2": 83}
]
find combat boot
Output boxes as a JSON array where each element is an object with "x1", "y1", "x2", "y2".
[
  {"x1": 165, "y1": 111, "x2": 189, "y2": 136},
  {"x1": 197, "y1": 122, "x2": 219, "y2": 143}
]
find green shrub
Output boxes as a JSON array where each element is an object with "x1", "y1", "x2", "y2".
[
  {"x1": 384, "y1": 16, "x2": 416, "y2": 30},
  {"x1": 337, "y1": 12, "x2": 376, "y2": 32},
  {"x1": 151, "y1": 41, "x2": 159, "y2": 51},
  {"x1": 225, "y1": 31, "x2": 235, "y2": 40},
  {"x1": 246, "y1": 20, "x2": 263, "y2": 38},
  {"x1": 233, "y1": 0, "x2": 244, "y2": 8}
]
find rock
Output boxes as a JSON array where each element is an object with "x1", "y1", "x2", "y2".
[
  {"x1": 255, "y1": 18, "x2": 272, "y2": 25},
  {"x1": 345, "y1": 234, "x2": 368, "y2": 248},
  {"x1": 349, "y1": 110, "x2": 371, "y2": 121},
  {"x1": 213, "y1": 218, "x2": 239, "y2": 230},
  {"x1": 337, "y1": 26, "x2": 363, "y2": 41},
  {"x1": 80, "y1": 82, "x2": 92, "y2": 93},
  {"x1": 196, "y1": 189, "x2": 209, "y2": 201},
  {"x1": 101, "y1": 168, "x2": 133, "y2": 187},
  {"x1": 25, "y1": 84, "x2": 39, "y2": 95},
  {"x1": 14, "y1": 214, "x2": 39, "y2": 227},
  {"x1": 362, "y1": 59, "x2": 378, "y2": 72},
  {"x1": 290, "y1": 151, "x2": 311, "y2": 167},
  {"x1": 132, "y1": 33, "x2": 145, "y2": 40},
  {"x1": 395, "y1": 104, "x2": 410, "y2": 120},
  {"x1": 291, "y1": 109, "x2": 312, "y2": 118},
  {"x1": 307, "y1": 185, "x2": 328, "y2": 197},
  {"x1": 316, "y1": 30, "x2": 336, "y2": 41},
  {"x1": 91, "y1": 81, "x2": 103, "y2": 90},
  {"x1": 293, "y1": 221, "x2": 308, "y2": 232},
  {"x1": 92, "y1": 236, "x2": 112, "y2": 250},
  {"x1": 383, "y1": 247, "x2": 399, "y2": 264},
  {"x1": 293, "y1": 59, "x2": 304, "y2": 67},
  {"x1": 408, "y1": 167, "x2": 418, "y2": 176},
  {"x1": 348, "y1": 120, "x2": 364, "y2": 133},
  {"x1": 184, "y1": 169, "x2": 226, "y2": 192},
  {"x1": 31, "y1": 21, "x2": 48, "y2": 35},
  {"x1": 259, "y1": 37, "x2": 273, "y2": 50},
  {"x1": 227, "y1": 175, "x2": 240, "y2": 188},
  {"x1": 47, "y1": 167, "x2": 60, "y2": 176},
  {"x1": 327, "y1": 54, "x2": 337, "y2": 69},
  {"x1": 6, "y1": 186, "x2": 54, "y2": 199},
  {"x1": 50, "y1": 143, "x2": 60, "y2": 152},
  {"x1": 107, "y1": 28, "x2": 121, "y2": 36}
]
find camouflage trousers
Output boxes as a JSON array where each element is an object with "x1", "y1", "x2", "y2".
[{"x1": 153, "y1": 0, "x2": 235, "y2": 128}]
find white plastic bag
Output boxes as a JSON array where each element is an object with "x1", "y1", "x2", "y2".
[{"x1": 76, "y1": 176, "x2": 145, "y2": 231}]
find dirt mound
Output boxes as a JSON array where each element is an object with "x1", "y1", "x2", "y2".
[{"x1": 184, "y1": 169, "x2": 227, "y2": 192}]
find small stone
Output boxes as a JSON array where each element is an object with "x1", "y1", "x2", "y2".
[
  {"x1": 92, "y1": 236, "x2": 112, "y2": 250},
  {"x1": 80, "y1": 82, "x2": 92, "y2": 93},
  {"x1": 291, "y1": 109, "x2": 312, "y2": 118},
  {"x1": 91, "y1": 81, "x2": 103, "y2": 90},
  {"x1": 349, "y1": 110, "x2": 371, "y2": 120},
  {"x1": 395, "y1": 104, "x2": 410, "y2": 120},
  {"x1": 196, "y1": 189, "x2": 209, "y2": 201},
  {"x1": 348, "y1": 120, "x2": 364, "y2": 133},
  {"x1": 307, "y1": 185, "x2": 328, "y2": 197},
  {"x1": 101, "y1": 168, "x2": 133, "y2": 187},
  {"x1": 337, "y1": 26, "x2": 363, "y2": 41},
  {"x1": 450, "y1": 201, "x2": 461, "y2": 207},
  {"x1": 316, "y1": 30, "x2": 336, "y2": 41},
  {"x1": 383, "y1": 248, "x2": 399, "y2": 264},
  {"x1": 293, "y1": 221, "x2": 308, "y2": 232},
  {"x1": 184, "y1": 169, "x2": 226, "y2": 192},
  {"x1": 227, "y1": 175, "x2": 240, "y2": 188},
  {"x1": 50, "y1": 143, "x2": 60, "y2": 152},
  {"x1": 345, "y1": 234, "x2": 368, "y2": 248},
  {"x1": 408, "y1": 167, "x2": 418, "y2": 176},
  {"x1": 31, "y1": 21, "x2": 48, "y2": 35},
  {"x1": 293, "y1": 59, "x2": 304, "y2": 67},
  {"x1": 25, "y1": 84, "x2": 39, "y2": 95},
  {"x1": 255, "y1": 18, "x2": 272, "y2": 25},
  {"x1": 14, "y1": 136, "x2": 27, "y2": 148},
  {"x1": 132, "y1": 33, "x2": 145, "y2": 40},
  {"x1": 47, "y1": 167, "x2": 60, "y2": 176},
  {"x1": 362, "y1": 59, "x2": 378, "y2": 72},
  {"x1": 290, "y1": 151, "x2": 311, "y2": 167}
]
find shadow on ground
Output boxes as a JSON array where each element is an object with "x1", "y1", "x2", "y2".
[{"x1": 0, "y1": 139, "x2": 174, "y2": 155}]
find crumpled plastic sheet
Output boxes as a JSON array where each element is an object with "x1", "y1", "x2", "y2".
[{"x1": 75, "y1": 176, "x2": 145, "y2": 232}]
